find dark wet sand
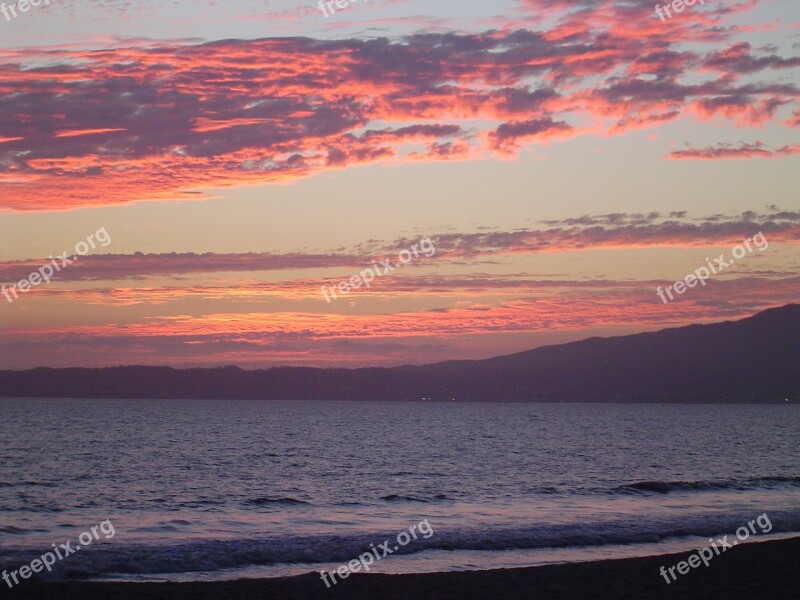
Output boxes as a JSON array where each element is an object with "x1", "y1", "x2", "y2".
[{"x1": 12, "y1": 536, "x2": 800, "y2": 599}]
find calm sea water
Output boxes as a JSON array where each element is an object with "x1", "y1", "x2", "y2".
[{"x1": 1, "y1": 399, "x2": 799, "y2": 581}]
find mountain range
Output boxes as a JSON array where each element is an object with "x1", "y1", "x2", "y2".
[{"x1": 1, "y1": 304, "x2": 798, "y2": 402}]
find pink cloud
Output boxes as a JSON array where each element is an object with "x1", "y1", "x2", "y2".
[{"x1": 0, "y1": 3, "x2": 796, "y2": 211}]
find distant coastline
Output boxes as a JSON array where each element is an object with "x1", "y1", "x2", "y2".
[{"x1": 1, "y1": 304, "x2": 798, "y2": 403}]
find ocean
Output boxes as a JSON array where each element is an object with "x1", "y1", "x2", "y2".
[{"x1": 1, "y1": 399, "x2": 798, "y2": 582}]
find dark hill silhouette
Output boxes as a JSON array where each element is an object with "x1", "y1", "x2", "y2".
[{"x1": 1, "y1": 304, "x2": 798, "y2": 402}]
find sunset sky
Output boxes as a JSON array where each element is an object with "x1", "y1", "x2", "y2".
[{"x1": 0, "y1": 0, "x2": 798, "y2": 369}]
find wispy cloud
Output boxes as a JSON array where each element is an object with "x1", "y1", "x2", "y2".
[
  {"x1": 2, "y1": 209, "x2": 796, "y2": 283},
  {"x1": 668, "y1": 141, "x2": 800, "y2": 160}
]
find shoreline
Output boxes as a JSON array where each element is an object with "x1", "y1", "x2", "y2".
[{"x1": 12, "y1": 536, "x2": 800, "y2": 599}]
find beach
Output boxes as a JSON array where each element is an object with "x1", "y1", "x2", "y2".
[{"x1": 13, "y1": 536, "x2": 800, "y2": 599}]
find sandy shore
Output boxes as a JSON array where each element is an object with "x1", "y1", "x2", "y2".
[{"x1": 11, "y1": 536, "x2": 800, "y2": 599}]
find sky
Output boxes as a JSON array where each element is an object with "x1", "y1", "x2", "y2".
[{"x1": 0, "y1": 0, "x2": 798, "y2": 369}]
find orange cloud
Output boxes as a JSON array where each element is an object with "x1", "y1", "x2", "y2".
[
  {"x1": 1, "y1": 2, "x2": 796, "y2": 211},
  {"x1": 54, "y1": 128, "x2": 127, "y2": 138},
  {"x1": 2, "y1": 276, "x2": 797, "y2": 369}
]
